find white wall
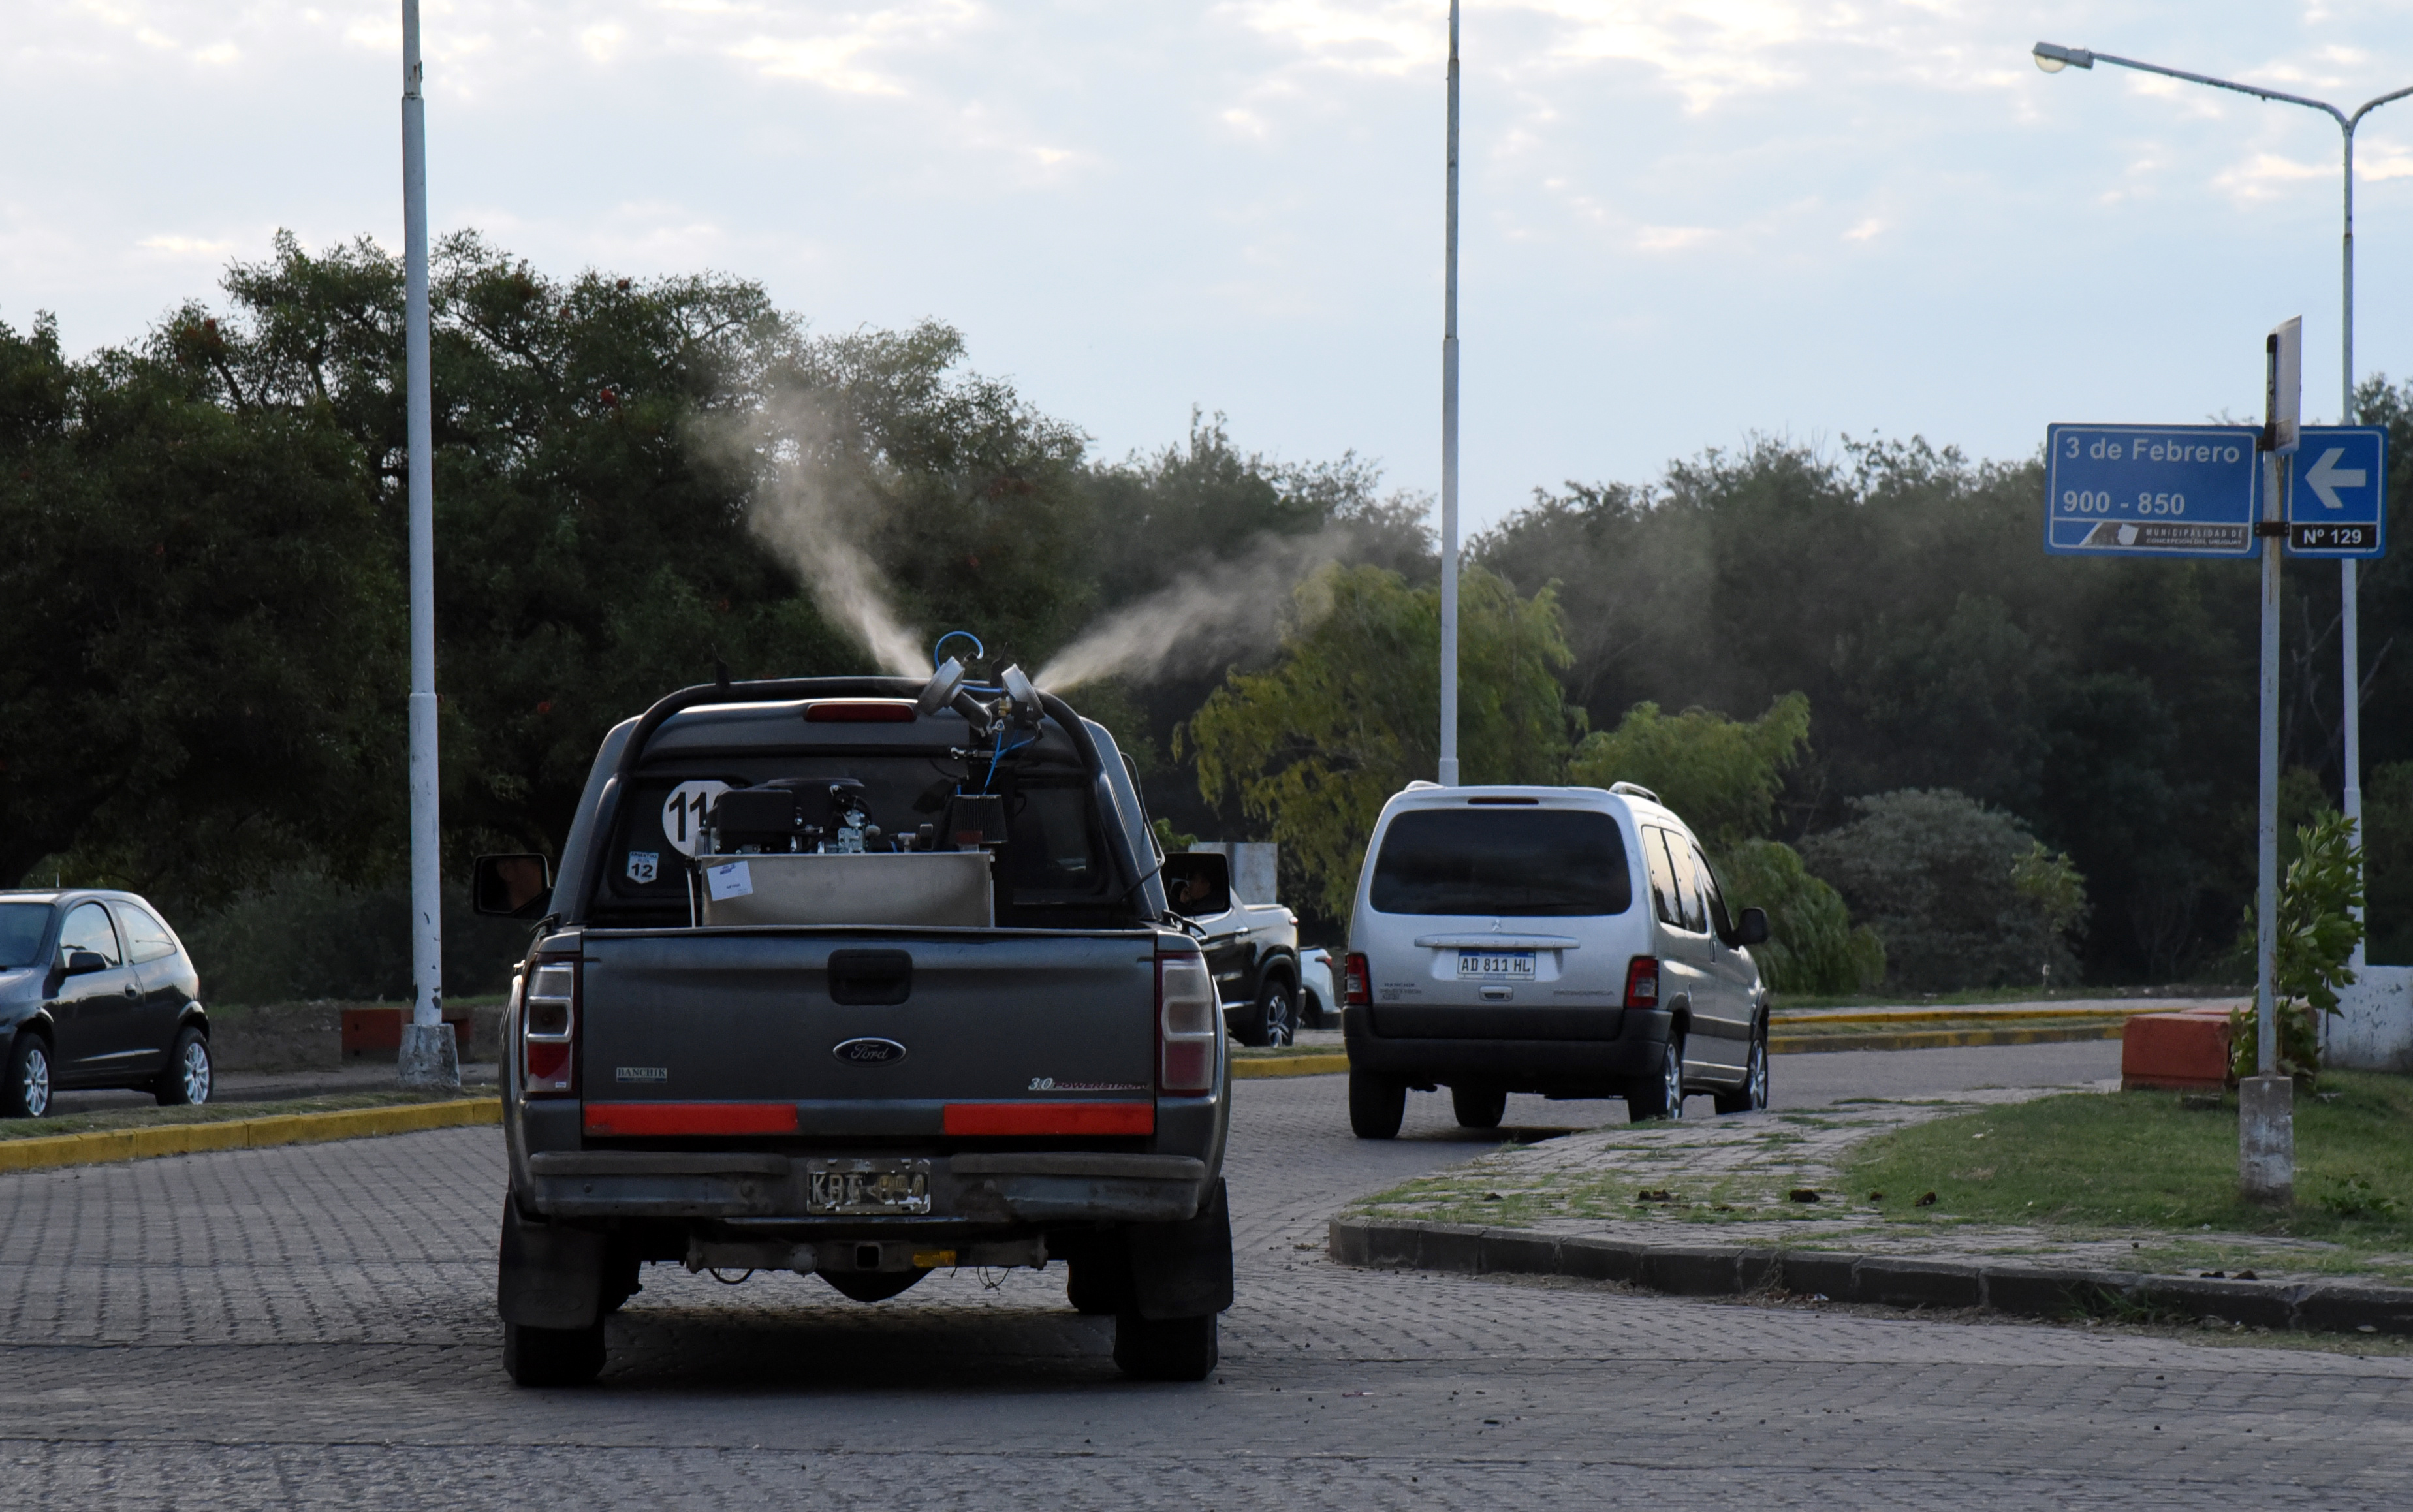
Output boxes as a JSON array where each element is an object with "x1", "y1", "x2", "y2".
[
  {"x1": 2324, "y1": 965, "x2": 2413, "y2": 1073},
  {"x1": 1190, "y1": 842, "x2": 1277, "y2": 906}
]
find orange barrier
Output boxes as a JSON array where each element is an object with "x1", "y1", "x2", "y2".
[{"x1": 2120, "y1": 1007, "x2": 2234, "y2": 1092}]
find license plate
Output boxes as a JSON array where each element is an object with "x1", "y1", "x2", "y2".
[
  {"x1": 805, "y1": 1159, "x2": 934, "y2": 1216},
  {"x1": 1457, "y1": 950, "x2": 1536, "y2": 980}
]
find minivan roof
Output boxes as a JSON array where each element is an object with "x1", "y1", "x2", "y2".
[{"x1": 1376, "y1": 782, "x2": 1692, "y2": 831}]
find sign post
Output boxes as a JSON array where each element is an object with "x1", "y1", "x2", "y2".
[{"x1": 2241, "y1": 317, "x2": 2301, "y2": 1206}]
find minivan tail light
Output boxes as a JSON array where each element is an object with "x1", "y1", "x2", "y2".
[
  {"x1": 1343, "y1": 953, "x2": 1370, "y2": 1007},
  {"x1": 522, "y1": 959, "x2": 577, "y2": 1097},
  {"x1": 1157, "y1": 949, "x2": 1217, "y2": 1094},
  {"x1": 1623, "y1": 956, "x2": 1660, "y2": 1009}
]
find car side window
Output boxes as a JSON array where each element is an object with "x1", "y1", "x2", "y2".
[
  {"x1": 1663, "y1": 834, "x2": 1709, "y2": 934},
  {"x1": 1693, "y1": 843, "x2": 1734, "y2": 938},
  {"x1": 110, "y1": 903, "x2": 178, "y2": 965},
  {"x1": 1641, "y1": 827, "x2": 1681, "y2": 927},
  {"x1": 59, "y1": 902, "x2": 123, "y2": 967}
]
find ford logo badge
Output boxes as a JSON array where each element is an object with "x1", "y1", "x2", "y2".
[{"x1": 833, "y1": 1037, "x2": 907, "y2": 1065}]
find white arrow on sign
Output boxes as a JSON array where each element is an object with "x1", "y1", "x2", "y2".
[{"x1": 2305, "y1": 447, "x2": 2367, "y2": 511}]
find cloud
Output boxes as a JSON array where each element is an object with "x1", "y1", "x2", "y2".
[{"x1": 137, "y1": 233, "x2": 236, "y2": 257}]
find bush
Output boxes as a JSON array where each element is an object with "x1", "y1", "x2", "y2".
[
  {"x1": 2228, "y1": 808, "x2": 2364, "y2": 1086},
  {"x1": 1568, "y1": 693, "x2": 1810, "y2": 848},
  {"x1": 178, "y1": 868, "x2": 536, "y2": 1007},
  {"x1": 1714, "y1": 840, "x2": 1885, "y2": 994},
  {"x1": 1800, "y1": 788, "x2": 2086, "y2": 993}
]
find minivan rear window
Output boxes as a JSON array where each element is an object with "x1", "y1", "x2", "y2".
[{"x1": 1368, "y1": 810, "x2": 1633, "y2": 917}]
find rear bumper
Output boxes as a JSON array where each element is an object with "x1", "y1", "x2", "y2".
[
  {"x1": 1342, "y1": 1005, "x2": 1672, "y2": 1092},
  {"x1": 520, "y1": 1148, "x2": 1210, "y2": 1225}
]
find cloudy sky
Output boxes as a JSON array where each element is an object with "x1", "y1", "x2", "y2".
[{"x1": 10, "y1": 2, "x2": 2413, "y2": 530}]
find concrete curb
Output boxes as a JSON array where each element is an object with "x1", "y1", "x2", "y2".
[
  {"x1": 1328, "y1": 1218, "x2": 2413, "y2": 1336},
  {"x1": 1231, "y1": 1053, "x2": 1351, "y2": 1079},
  {"x1": 1773, "y1": 1022, "x2": 2125, "y2": 1055},
  {"x1": 0, "y1": 1097, "x2": 502, "y2": 1174}
]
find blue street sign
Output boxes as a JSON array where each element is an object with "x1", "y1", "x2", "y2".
[
  {"x1": 2043, "y1": 424, "x2": 2262, "y2": 558},
  {"x1": 2284, "y1": 425, "x2": 2388, "y2": 558}
]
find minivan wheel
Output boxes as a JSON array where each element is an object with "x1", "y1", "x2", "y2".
[
  {"x1": 1626, "y1": 1037, "x2": 1685, "y2": 1123},
  {"x1": 2, "y1": 1034, "x2": 50, "y2": 1119},
  {"x1": 1348, "y1": 1066, "x2": 1406, "y2": 1139},
  {"x1": 154, "y1": 1028, "x2": 212, "y2": 1107},
  {"x1": 1451, "y1": 1084, "x2": 1507, "y2": 1129},
  {"x1": 1714, "y1": 1030, "x2": 1769, "y2": 1115}
]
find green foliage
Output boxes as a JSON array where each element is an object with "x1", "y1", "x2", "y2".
[
  {"x1": 1185, "y1": 564, "x2": 1576, "y2": 917},
  {"x1": 1569, "y1": 692, "x2": 1810, "y2": 847},
  {"x1": 1713, "y1": 840, "x2": 1885, "y2": 995},
  {"x1": 2230, "y1": 808, "x2": 2365, "y2": 1085},
  {"x1": 1801, "y1": 789, "x2": 2087, "y2": 993},
  {"x1": 1150, "y1": 817, "x2": 1198, "y2": 854},
  {"x1": 2363, "y1": 761, "x2": 2413, "y2": 966},
  {"x1": 176, "y1": 869, "x2": 533, "y2": 1005}
]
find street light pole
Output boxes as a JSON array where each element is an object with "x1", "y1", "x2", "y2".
[
  {"x1": 2035, "y1": 42, "x2": 2411, "y2": 975},
  {"x1": 1438, "y1": 0, "x2": 1462, "y2": 787},
  {"x1": 398, "y1": 0, "x2": 457, "y2": 1090}
]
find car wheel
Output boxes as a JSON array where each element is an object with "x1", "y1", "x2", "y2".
[
  {"x1": 1255, "y1": 979, "x2": 1296, "y2": 1048},
  {"x1": 503, "y1": 1319, "x2": 607, "y2": 1387},
  {"x1": 1451, "y1": 1084, "x2": 1507, "y2": 1129},
  {"x1": 1714, "y1": 1028, "x2": 1769, "y2": 1115},
  {"x1": 2, "y1": 1034, "x2": 51, "y2": 1119},
  {"x1": 1113, "y1": 1311, "x2": 1219, "y2": 1381},
  {"x1": 1348, "y1": 1065, "x2": 1406, "y2": 1139},
  {"x1": 1626, "y1": 1036, "x2": 1685, "y2": 1123},
  {"x1": 154, "y1": 1027, "x2": 212, "y2": 1107}
]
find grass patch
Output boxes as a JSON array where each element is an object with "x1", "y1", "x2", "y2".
[
  {"x1": 1, "y1": 1090, "x2": 480, "y2": 1141},
  {"x1": 1847, "y1": 1071, "x2": 2413, "y2": 1251}
]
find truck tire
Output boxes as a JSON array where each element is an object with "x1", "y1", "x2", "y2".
[
  {"x1": 1237, "y1": 977, "x2": 1295, "y2": 1048},
  {"x1": 2, "y1": 1033, "x2": 50, "y2": 1119},
  {"x1": 503, "y1": 1319, "x2": 606, "y2": 1387},
  {"x1": 1451, "y1": 1084, "x2": 1507, "y2": 1129},
  {"x1": 1113, "y1": 1311, "x2": 1218, "y2": 1381},
  {"x1": 153, "y1": 1027, "x2": 212, "y2": 1107},
  {"x1": 1626, "y1": 1036, "x2": 1685, "y2": 1123},
  {"x1": 1067, "y1": 1250, "x2": 1132, "y2": 1315},
  {"x1": 1348, "y1": 1066, "x2": 1405, "y2": 1139}
]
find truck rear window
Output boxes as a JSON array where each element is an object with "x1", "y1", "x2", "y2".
[{"x1": 1368, "y1": 810, "x2": 1633, "y2": 917}]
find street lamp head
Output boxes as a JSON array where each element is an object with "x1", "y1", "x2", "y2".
[{"x1": 2032, "y1": 41, "x2": 2093, "y2": 74}]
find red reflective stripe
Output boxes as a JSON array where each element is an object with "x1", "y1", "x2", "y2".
[
  {"x1": 582, "y1": 1101, "x2": 799, "y2": 1136},
  {"x1": 804, "y1": 701, "x2": 917, "y2": 723},
  {"x1": 941, "y1": 1101, "x2": 1155, "y2": 1136}
]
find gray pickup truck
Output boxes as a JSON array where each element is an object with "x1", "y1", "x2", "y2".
[{"x1": 473, "y1": 670, "x2": 1232, "y2": 1387}]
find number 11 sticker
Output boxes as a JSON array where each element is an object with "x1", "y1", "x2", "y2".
[{"x1": 661, "y1": 781, "x2": 731, "y2": 857}]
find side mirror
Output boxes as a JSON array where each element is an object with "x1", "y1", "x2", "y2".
[
  {"x1": 63, "y1": 949, "x2": 109, "y2": 976},
  {"x1": 1728, "y1": 906, "x2": 1769, "y2": 947},
  {"x1": 473, "y1": 853, "x2": 554, "y2": 919},
  {"x1": 1161, "y1": 851, "x2": 1233, "y2": 919}
]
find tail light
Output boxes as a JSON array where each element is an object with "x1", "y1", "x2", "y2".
[
  {"x1": 1156, "y1": 947, "x2": 1218, "y2": 1094},
  {"x1": 522, "y1": 959, "x2": 578, "y2": 1097},
  {"x1": 1623, "y1": 956, "x2": 1660, "y2": 1009},
  {"x1": 1343, "y1": 953, "x2": 1371, "y2": 1007}
]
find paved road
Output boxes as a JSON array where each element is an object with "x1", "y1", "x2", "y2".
[{"x1": 4, "y1": 1041, "x2": 2408, "y2": 1507}]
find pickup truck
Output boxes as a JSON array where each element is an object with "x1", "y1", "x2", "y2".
[
  {"x1": 475, "y1": 671, "x2": 1233, "y2": 1387},
  {"x1": 1164, "y1": 853, "x2": 1302, "y2": 1048}
]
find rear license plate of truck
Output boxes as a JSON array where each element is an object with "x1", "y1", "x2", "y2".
[
  {"x1": 1457, "y1": 951, "x2": 1536, "y2": 980},
  {"x1": 805, "y1": 1159, "x2": 934, "y2": 1216}
]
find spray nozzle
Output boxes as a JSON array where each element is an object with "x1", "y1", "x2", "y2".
[
  {"x1": 999, "y1": 664, "x2": 1041, "y2": 732},
  {"x1": 915, "y1": 655, "x2": 999, "y2": 736}
]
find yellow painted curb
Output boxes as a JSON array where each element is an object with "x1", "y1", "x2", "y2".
[
  {"x1": 0, "y1": 1097, "x2": 502, "y2": 1174},
  {"x1": 1773, "y1": 1022, "x2": 2127, "y2": 1056},
  {"x1": 1231, "y1": 1053, "x2": 1351, "y2": 1079},
  {"x1": 1772, "y1": 1003, "x2": 2194, "y2": 1028}
]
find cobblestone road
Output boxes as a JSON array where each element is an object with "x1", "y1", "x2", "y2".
[{"x1": 5, "y1": 1051, "x2": 2410, "y2": 1508}]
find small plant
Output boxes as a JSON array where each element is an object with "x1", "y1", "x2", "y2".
[
  {"x1": 2230, "y1": 808, "x2": 2365, "y2": 1087},
  {"x1": 2320, "y1": 1173, "x2": 2404, "y2": 1220}
]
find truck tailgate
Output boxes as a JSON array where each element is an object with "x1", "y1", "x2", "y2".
[{"x1": 576, "y1": 930, "x2": 1159, "y2": 1137}]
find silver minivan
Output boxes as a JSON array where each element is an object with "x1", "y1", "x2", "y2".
[{"x1": 1340, "y1": 781, "x2": 1769, "y2": 1137}]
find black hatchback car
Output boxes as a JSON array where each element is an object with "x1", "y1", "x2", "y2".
[{"x1": 0, "y1": 890, "x2": 212, "y2": 1118}]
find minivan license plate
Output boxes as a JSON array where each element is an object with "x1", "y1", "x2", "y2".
[
  {"x1": 805, "y1": 1159, "x2": 934, "y2": 1216},
  {"x1": 1457, "y1": 951, "x2": 1536, "y2": 981}
]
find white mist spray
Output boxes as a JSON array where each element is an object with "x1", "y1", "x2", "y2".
[{"x1": 1033, "y1": 528, "x2": 1354, "y2": 692}]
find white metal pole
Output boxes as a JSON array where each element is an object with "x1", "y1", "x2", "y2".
[
  {"x1": 2340, "y1": 125, "x2": 2366, "y2": 973},
  {"x1": 1437, "y1": 0, "x2": 1461, "y2": 788},
  {"x1": 400, "y1": 1, "x2": 454, "y2": 1087},
  {"x1": 2242, "y1": 325, "x2": 2296, "y2": 1205}
]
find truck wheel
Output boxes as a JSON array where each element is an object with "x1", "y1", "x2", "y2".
[
  {"x1": 1451, "y1": 1084, "x2": 1507, "y2": 1129},
  {"x1": 1113, "y1": 1311, "x2": 1218, "y2": 1381},
  {"x1": 153, "y1": 1028, "x2": 212, "y2": 1107},
  {"x1": 1713, "y1": 1029, "x2": 1769, "y2": 1115},
  {"x1": 1348, "y1": 1066, "x2": 1405, "y2": 1139},
  {"x1": 503, "y1": 1320, "x2": 606, "y2": 1387},
  {"x1": 1250, "y1": 978, "x2": 1296, "y2": 1048},
  {"x1": 1067, "y1": 1252, "x2": 1132, "y2": 1315},
  {"x1": 2, "y1": 1033, "x2": 50, "y2": 1119},
  {"x1": 1626, "y1": 1037, "x2": 1685, "y2": 1123}
]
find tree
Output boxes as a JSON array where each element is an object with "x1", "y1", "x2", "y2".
[
  {"x1": 1186, "y1": 564, "x2": 1575, "y2": 917},
  {"x1": 1715, "y1": 840, "x2": 1885, "y2": 995},
  {"x1": 1801, "y1": 788, "x2": 2087, "y2": 993},
  {"x1": 2228, "y1": 808, "x2": 2364, "y2": 1086},
  {"x1": 1568, "y1": 693, "x2": 1810, "y2": 848}
]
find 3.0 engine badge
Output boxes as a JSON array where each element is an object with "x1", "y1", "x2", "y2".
[{"x1": 832, "y1": 1037, "x2": 907, "y2": 1065}]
